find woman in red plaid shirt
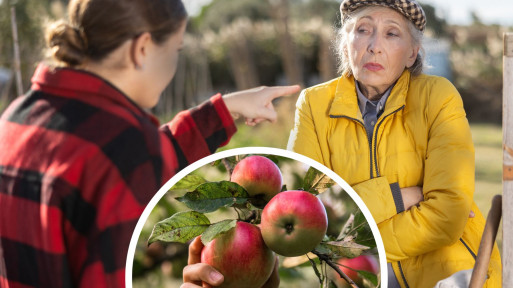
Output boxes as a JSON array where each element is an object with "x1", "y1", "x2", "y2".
[{"x1": 0, "y1": 0, "x2": 299, "y2": 287}]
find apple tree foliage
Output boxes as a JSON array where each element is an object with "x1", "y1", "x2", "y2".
[{"x1": 147, "y1": 155, "x2": 379, "y2": 288}]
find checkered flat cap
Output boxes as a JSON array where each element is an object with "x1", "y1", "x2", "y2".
[{"x1": 341, "y1": 0, "x2": 426, "y2": 32}]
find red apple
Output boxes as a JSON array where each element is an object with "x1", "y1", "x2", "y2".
[
  {"x1": 330, "y1": 255, "x2": 379, "y2": 288},
  {"x1": 201, "y1": 221, "x2": 275, "y2": 288},
  {"x1": 260, "y1": 190, "x2": 328, "y2": 256},
  {"x1": 230, "y1": 156, "x2": 282, "y2": 206}
]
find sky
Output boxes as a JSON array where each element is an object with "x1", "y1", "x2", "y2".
[
  {"x1": 420, "y1": 0, "x2": 513, "y2": 26},
  {"x1": 183, "y1": 0, "x2": 513, "y2": 26}
]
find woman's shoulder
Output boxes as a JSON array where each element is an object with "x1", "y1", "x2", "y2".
[
  {"x1": 299, "y1": 77, "x2": 342, "y2": 107},
  {"x1": 408, "y1": 74, "x2": 466, "y2": 120},
  {"x1": 409, "y1": 74, "x2": 461, "y2": 104},
  {"x1": 303, "y1": 77, "x2": 340, "y2": 95},
  {"x1": 411, "y1": 74, "x2": 458, "y2": 93}
]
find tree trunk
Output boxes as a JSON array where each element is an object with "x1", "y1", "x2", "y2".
[
  {"x1": 319, "y1": 26, "x2": 337, "y2": 82},
  {"x1": 225, "y1": 19, "x2": 260, "y2": 90},
  {"x1": 268, "y1": 0, "x2": 303, "y2": 87}
]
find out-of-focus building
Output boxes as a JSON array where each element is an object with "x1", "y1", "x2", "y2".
[
  {"x1": 424, "y1": 37, "x2": 452, "y2": 80},
  {"x1": 0, "y1": 68, "x2": 12, "y2": 101}
]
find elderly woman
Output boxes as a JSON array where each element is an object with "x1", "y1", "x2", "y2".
[{"x1": 287, "y1": 0, "x2": 501, "y2": 287}]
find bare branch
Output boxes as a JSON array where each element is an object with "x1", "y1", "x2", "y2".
[
  {"x1": 312, "y1": 250, "x2": 360, "y2": 288},
  {"x1": 222, "y1": 158, "x2": 234, "y2": 178}
]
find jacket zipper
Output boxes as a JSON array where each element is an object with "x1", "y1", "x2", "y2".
[
  {"x1": 330, "y1": 105, "x2": 404, "y2": 179},
  {"x1": 398, "y1": 262, "x2": 410, "y2": 288},
  {"x1": 374, "y1": 106, "x2": 408, "y2": 288},
  {"x1": 460, "y1": 238, "x2": 477, "y2": 260},
  {"x1": 329, "y1": 115, "x2": 374, "y2": 178},
  {"x1": 372, "y1": 105, "x2": 405, "y2": 177}
]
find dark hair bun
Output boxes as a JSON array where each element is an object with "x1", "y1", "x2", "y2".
[
  {"x1": 43, "y1": 0, "x2": 187, "y2": 67},
  {"x1": 45, "y1": 20, "x2": 88, "y2": 66}
]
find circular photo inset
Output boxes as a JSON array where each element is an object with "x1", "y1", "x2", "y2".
[{"x1": 126, "y1": 147, "x2": 386, "y2": 288}]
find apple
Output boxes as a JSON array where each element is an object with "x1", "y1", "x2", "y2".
[
  {"x1": 230, "y1": 155, "x2": 282, "y2": 206},
  {"x1": 261, "y1": 190, "x2": 328, "y2": 257},
  {"x1": 201, "y1": 221, "x2": 275, "y2": 288},
  {"x1": 330, "y1": 255, "x2": 379, "y2": 288}
]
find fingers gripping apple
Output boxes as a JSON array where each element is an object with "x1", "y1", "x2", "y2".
[{"x1": 200, "y1": 221, "x2": 275, "y2": 288}]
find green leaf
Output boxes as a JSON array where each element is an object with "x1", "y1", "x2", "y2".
[
  {"x1": 337, "y1": 214, "x2": 355, "y2": 241},
  {"x1": 148, "y1": 211, "x2": 210, "y2": 245},
  {"x1": 317, "y1": 240, "x2": 370, "y2": 259},
  {"x1": 352, "y1": 210, "x2": 377, "y2": 249},
  {"x1": 353, "y1": 210, "x2": 368, "y2": 230},
  {"x1": 314, "y1": 243, "x2": 332, "y2": 255},
  {"x1": 303, "y1": 167, "x2": 335, "y2": 194},
  {"x1": 201, "y1": 219, "x2": 237, "y2": 245},
  {"x1": 169, "y1": 175, "x2": 208, "y2": 192},
  {"x1": 358, "y1": 270, "x2": 378, "y2": 287},
  {"x1": 176, "y1": 181, "x2": 250, "y2": 213}
]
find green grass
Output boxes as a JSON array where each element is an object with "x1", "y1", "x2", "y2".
[
  {"x1": 219, "y1": 117, "x2": 293, "y2": 151},
  {"x1": 471, "y1": 123, "x2": 503, "y2": 253}
]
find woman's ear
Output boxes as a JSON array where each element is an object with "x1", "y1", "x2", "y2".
[
  {"x1": 131, "y1": 32, "x2": 152, "y2": 70},
  {"x1": 406, "y1": 46, "x2": 420, "y2": 68}
]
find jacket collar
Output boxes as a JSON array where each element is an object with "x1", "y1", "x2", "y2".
[
  {"x1": 329, "y1": 69, "x2": 411, "y2": 120},
  {"x1": 30, "y1": 63, "x2": 160, "y2": 126}
]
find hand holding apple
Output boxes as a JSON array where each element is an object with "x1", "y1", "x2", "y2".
[
  {"x1": 200, "y1": 221, "x2": 276, "y2": 288},
  {"x1": 182, "y1": 237, "x2": 224, "y2": 288},
  {"x1": 182, "y1": 235, "x2": 280, "y2": 288},
  {"x1": 261, "y1": 190, "x2": 328, "y2": 257}
]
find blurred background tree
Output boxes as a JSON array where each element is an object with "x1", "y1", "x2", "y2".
[{"x1": 0, "y1": 0, "x2": 71, "y2": 103}]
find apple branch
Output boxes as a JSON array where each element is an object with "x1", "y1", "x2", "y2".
[
  {"x1": 312, "y1": 250, "x2": 360, "y2": 288},
  {"x1": 233, "y1": 206, "x2": 242, "y2": 220},
  {"x1": 242, "y1": 209, "x2": 258, "y2": 223},
  {"x1": 222, "y1": 158, "x2": 234, "y2": 177}
]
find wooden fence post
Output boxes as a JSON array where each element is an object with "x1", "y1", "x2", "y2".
[{"x1": 503, "y1": 32, "x2": 513, "y2": 287}]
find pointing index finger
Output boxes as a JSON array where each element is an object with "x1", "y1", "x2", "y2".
[{"x1": 268, "y1": 85, "x2": 301, "y2": 100}]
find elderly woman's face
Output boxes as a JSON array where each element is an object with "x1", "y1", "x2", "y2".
[{"x1": 347, "y1": 7, "x2": 418, "y2": 96}]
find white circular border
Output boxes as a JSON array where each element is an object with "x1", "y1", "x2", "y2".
[{"x1": 125, "y1": 147, "x2": 388, "y2": 287}]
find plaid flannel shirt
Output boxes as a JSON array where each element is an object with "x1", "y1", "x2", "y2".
[{"x1": 0, "y1": 64, "x2": 236, "y2": 288}]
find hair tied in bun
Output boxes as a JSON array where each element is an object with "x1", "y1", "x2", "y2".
[
  {"x1": 45, "y1": 21, "x2": 88, "y2": 66},
  {"x1": 73, "y1": 26, "x2": 88, "y2": 51}
]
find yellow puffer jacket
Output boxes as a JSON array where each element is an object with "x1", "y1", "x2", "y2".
[{"x1": 288, "y1": 70, "x2": 501, "y2": 288}]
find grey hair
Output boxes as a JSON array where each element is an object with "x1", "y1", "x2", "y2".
[{"x1": 335, "y1": 6, "x2": 425, "y2": 76}]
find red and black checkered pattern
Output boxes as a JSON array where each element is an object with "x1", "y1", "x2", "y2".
[{"x1": 0, "y1": 64, "x2": 236, "y2": 288}]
